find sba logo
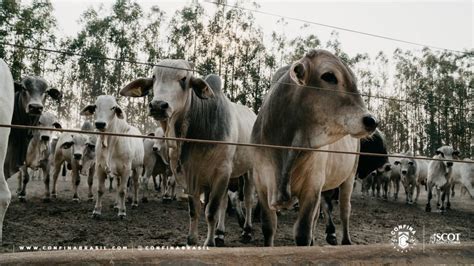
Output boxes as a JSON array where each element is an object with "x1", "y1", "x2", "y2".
[{"x1": 390, "y1": 224, "x2": 417, "y2": 252}]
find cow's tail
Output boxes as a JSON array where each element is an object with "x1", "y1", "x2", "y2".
[{"x1": 62, "y1": 163, "x2": 66, "y2": 177}]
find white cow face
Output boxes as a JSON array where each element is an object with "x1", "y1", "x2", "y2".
[
  {"x1": 60, "y1": 133, "x2": 88, "y2": 161},
  {"x1": 435, "y1": 146, "x2": 459, "y2": 169},
  {"x1": 35, "y1": 112, "x2": 62, "y2": 143},
  {"x1": 119, "y1": 60, "x2": 213, "y2": 121},
  {"x1": 80, "y1": 95, "x2": 124, "y2": 132},
  {"x1": 152, "y1": 126, "x2": 166, "y2": 152}
]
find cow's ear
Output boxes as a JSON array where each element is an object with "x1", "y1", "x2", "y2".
[
  {"x1": 385, "y1": 164, "x2": 392, "y2": 172},
  {"x1": 114, "y1": 106, "x2": 124, "y2": 119},
  {"x1": 53, "y1": 122, "x2": 62, "y2": 129},
  {"x1": 394, "y1": 161, "x2": 400, "y2": 165},
  {"x1": 190, "y1": 77, "x2": 214, "y2": 99},
  {"x1": 60, "y1": 141, "x2": 73, "y2": 149},
  {"x1": 147, "y1": 133, "x2": 155, "y2": 136},
  {"x1": 80, "y1": 105, "x2": 96, "y2": 116},
  {"x1": 452, "y1": 150, "x2": 460, "y2": 157},
  {"x1": 47, "y1": 88, "x2": 62, "y2": 101},
  {"x1": 289, "y1": 61, "x2": 307, "y2": 86},
  {"x1": 14, "y1": 82, "x2": 25, "y2": 92},
  {"x1": 120, "y1": 78, "x2": 153, "y2": 97}
]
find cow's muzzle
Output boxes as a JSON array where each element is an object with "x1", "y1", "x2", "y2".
[
  {"x1": 362, "y1": 115, "x2": 378, "y2": 132},
  {"x1": 41, "y1": 135, "x2": 50, "y2": 141},
  {"x1": 74, "y1": 153, "x2": 82, "y2": 160},
  {"x1": 149, "y1": 100, "x2": 169, "y2": 120},
  {"x1": 95, "y1": 121, "x2": 106, "y2": 131},
  {"x1": 28, "y1": 103, "x2": 44, "y2": 115}
]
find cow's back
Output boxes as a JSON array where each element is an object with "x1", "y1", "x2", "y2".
[{"x1": 0, "y1": 59, "x2": 14, "y2": 178}]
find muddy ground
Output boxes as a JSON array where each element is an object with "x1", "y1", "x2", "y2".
[{"x1": 1, "y1": 175, "x2": 473, "y2": 253}]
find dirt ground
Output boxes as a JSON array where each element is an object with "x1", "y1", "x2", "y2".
[{"x1": 1, "y1": 174, "x2": 473, "y2": 253}]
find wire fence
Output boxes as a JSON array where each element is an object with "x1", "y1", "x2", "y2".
[
  {"x1": 0, "y1": 41, "x2": 472, "y2": 113},
  {"x1": 0, "y1": 123, "x2": 472, "y2": 164}
]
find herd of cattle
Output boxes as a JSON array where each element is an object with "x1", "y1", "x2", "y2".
[{"x1": 0, "y1": 50, "x2": 472, "y2": 247}]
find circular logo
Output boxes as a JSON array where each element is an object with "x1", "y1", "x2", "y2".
[{"x1": 390, "y1": 224, "x2": 417, "y2": 253}]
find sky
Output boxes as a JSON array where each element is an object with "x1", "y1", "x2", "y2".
[{"x1": 49, "y1": 0, "x2": 473, "y2": 59}]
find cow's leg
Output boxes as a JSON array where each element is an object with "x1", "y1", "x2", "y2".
[
  {"x1": 415, "y1": 183, "x2": 420, "y2": 204},
  {"x1": 0, "y1": 169, "x2": 11, "y2": 243},
  {"x1": 241, "y1": 173, "x2": 254, "y2": 243},
  {"x1": 436, "y1": 187, "x2": 441, "y2": 209},
  {"x1": 204, "y1": 175, "x2": 230, "y2": 247},
  {"x1": 445, "y1": 185, "x2": 451, "y2": 210},
  {"x1": 18, "y1": 166, "x2": 29, "y2": 201},
  {"x1": 92, "y1": 167, "x2": 107, "y2": 218},
  {"x1": 42, "y1": 166, "x2": 51, "y2": 202},
  {"x1": 294, "y1": 189, "x2": 320, "y2": 246},
  {"x1": 409, "y1": 183, "x2": 415, "y2": 204},
  {"x1": 108, "y1": 176, "x2": 113, "y2": 192},
  {"x1": 323, "y1": 192, "x2": 337, "y2": 245},
  {"x1": 131, "y1": 168, "x2": 140, "y2": 208},
  {"x1": 152, "y1": 174, "x2": 160, "y2": 192},
  {"x1": 451, "y1": 184, "x2": 455, "y2": 197},
  {"x1": 139, "y1": 172, "x2": 149, "y2": 203},
  {"x1": 440, "y1": 188, "x2": 446, "y2": 212},
  {"x1": 170, "y1": 175, "x2": 176, "y2": 200},
  {"x1": 215, "y1": 191, "x2": 228, "y2": 247},
  {"x1": 87, "y1": 167, "x2": 94, "y2": 201},
  {"x1": 51, "y1": 162, "x2": 63, "y2": 198},
  {"x1": 394, "y1": 179, "x2": 399, "y2": 200},
  {"x1": 162, "y1": 174, "x2": 172, "y2": 203},
  {"x1": 258, "y1": 189, "x2": 277, "y2": 247},
  {"x1": 187, "y1": 194, "x2": 201, "y2": 246},
  {"x1": 71, "y1": 164, "x2": 81, "y2": 202},
  {"x1": 371, "y1": 178, "x2": 376, "y2": 197},
  {"x1": 340, "y1": 176, "x2": 354, "y2": 245},
  {"x1": 117, "y1": 170, "x2": 130, "y2": 218},
  {"x1": 425, "y1": 182, "x2": 433, "y2": 212}
]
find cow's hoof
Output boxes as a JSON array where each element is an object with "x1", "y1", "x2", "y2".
[
  {"x1": 341, "y1": 238, "x2": 352, "y2": 245},
  {"x1": 141, "y1": 197, "x2": 148, "y2": 203},
  {"x1": 108, "y1": 188, "x2": 113, "y2": 193},
  {"x1": 92, "y1": 211, "x2": 101, "y2": 219},
  {"x1": 72, "y1": 198, "x2": 80, "y2": 203},
  {"x1": 43, "y1": 198, "x2": 51, "y2": 203},
  {"x1": 425, "y1": 205, "x2": 431, "y2": 212},
  {"x1": 131, "y1": 203, "x2": 138, "y2": 209},
  {"x1": 88, "y1": 197, "x2": 94, "y2": 202},
  {"x1": 240, "y1": 232, "x2": 252, "y2": 244},
  {"x1": 162, "y1": 197, "x2": 172, "y2": 204},
  {"x1": 18, "y1": 195, "x2": 26, "y2": 202},
  {"x1": 446, "y1": 202, "x2": 451, "y2": 210},
  {"x1": 326, "y1": 234, "x2": 338, "y2": 246},
  {"x1": 440, "y1": 206, "x2": 445, "y2": 212},
  {"x1": 154, "y1": 186, "x2": 161, "y2": 192},
  {"x1": 127, "y1": 197, "x2": 132, "y2": 204},
  {"x1": 204, "y1": 239, "x2": 216, "y2": 247},
  {"x1": 215, "y1": 236, "x2": 225, "y2": 247},
  {"x1": 118, "y1": 212, "x2": 126, "y2": 219},
  {"x1": 187, "y1": 236, "x2": 197, "y2": 246},
  {"x1": 52, "y1": 194, "x2": 57, "y2": 199},
  {"x1": 437, "y1": 203, "x2": 441, "y2": 208}
]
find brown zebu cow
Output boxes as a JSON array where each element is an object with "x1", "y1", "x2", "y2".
[{"x1": 251, "y1": 49, "x2": 377, "y2": 246}]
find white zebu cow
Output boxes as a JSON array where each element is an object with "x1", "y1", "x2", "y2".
[
  {"x1": 426, "y1": 146, "x2": 459, "y2": 212},
  {"x1": 80, "y1": 121, "x2": 97, "y2": 201},
  {"x1": 452, "y1": 159, "x2": 474, "y2": 198},
  {"x1": 121, "y1": 64, "x2": 256, "y2": 246},
  {"x1": 415, "y1": 158, "x2": 429, "y2": 201},
  {"x1": 141, "y1": 126, "x2": 173, "y2": 203},
  {"x1": 18, "y1": 112, "x2": 61, "y2": 201},
  {"x1": 0, "y1": 59, "x2": 14, "y2": 243},
  {"x1": 388, "y1": 155, "x2": 402, "y2": 200},
  {"x1": 251, "y1": 50, "x2": 378, "y2": 246},
  {"x1": 81, "y1": 95, "x2": 144, "y2": 218},
  {"x1": 50, "y1": 131, "x2": 89, "y2": 201}
]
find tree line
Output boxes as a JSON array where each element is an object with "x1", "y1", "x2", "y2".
[{"x1": 1, "y1": 0, "x2": 472, "y2": 158}]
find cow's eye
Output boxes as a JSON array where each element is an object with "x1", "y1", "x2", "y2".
[
  {"x1": 394, "y1": 161, "x2": 400, "y2": 165},
  {"x1": 111, "y1": 106, "x2": 116, "y2": 111},
  {"x1": 179, "y1": 77, "x2": 187, "y2": 89},
  {"x1": 321, "y1": 72, "x2": 338, "y2": 85},
  {"x1": 408, "y1": 161, "x2": 414, "y2": 166}
]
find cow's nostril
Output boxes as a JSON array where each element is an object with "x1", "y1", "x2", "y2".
[
  {"x1": 41, "y1": 135, "x2": 50, "y2": 141},
  {"x1": 152, "y1": 146, "x2": 158, "y2": 151},
  {"x1": 447, "y1": 162, "x2": 453, "y2": 167},
  {"x1": 362, "y1": 115, "x2": 378, "y2": 131},
  {"x1": 95, "y1": 122, "x2": 106, "y2": 129},
  {"x1": 401, "y1": 170, "x2": 407, "y2": 175},
  {"x1": 28, "y1": 104, "x2": 44, "y2": 114},
  {"x1": 74, "y1": 154, "x2": 82, "y2": 160},
  {"x1": 159, "y1": 101, "x2": 169, "y2": 110}
]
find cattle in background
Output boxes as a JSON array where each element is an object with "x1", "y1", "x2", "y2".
[
  {"x1": 394, "y1": 152, "x2": 419, "y2": 204},
  {"x1": 141, "y1": 126, "x2": 173, "y2": 203},
  {"x1": 251, "y1": 50, "x2": 377, "y2": 246},
  {"x1": 4, "y1": 76, "x2": 61, "y2": 184},
  {"x1": 389, "y1": 155, "x2": 402, "y2": 200},
  {"x1": 426, "y1": 146, "x2": 459, "y2": 212},
  {"x1": 80, "y1": 121, "x2": 97, "y2": 201},
  {"x1": 50, "y1": 131, "x2": 89, "y2": 201},
  {"x1": 323, "y1": 129, "x2": 388, "y2": 245},
  {"x1": 415, "y1": 158, "x2": 429, "y2": 198},
  {"x1": 0, "y1": 59, "x2": 14, "y2": 243},
  {"x1": 81, "y1": 95, "x2": 144, "y2": 218},
  {"x1": 372, "y1": 163, "x2": 392, "y2": 200},
  {"x1": 17, "y1": 112, "x2": 61, "y2": 202},
  {"x1": 452, "y1": 159, "x2": 473, "y2": 198},
  {"x1": 121, "y1": 64, "x2": 256, "y2": 246}
]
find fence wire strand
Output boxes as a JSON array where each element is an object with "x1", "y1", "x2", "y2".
[
  {"x1": 0, "y1": 124, "x2": 472, "y2": 164},
  {"x1": 0, "y1": 42, "x2": 472, "y2": 113}
]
